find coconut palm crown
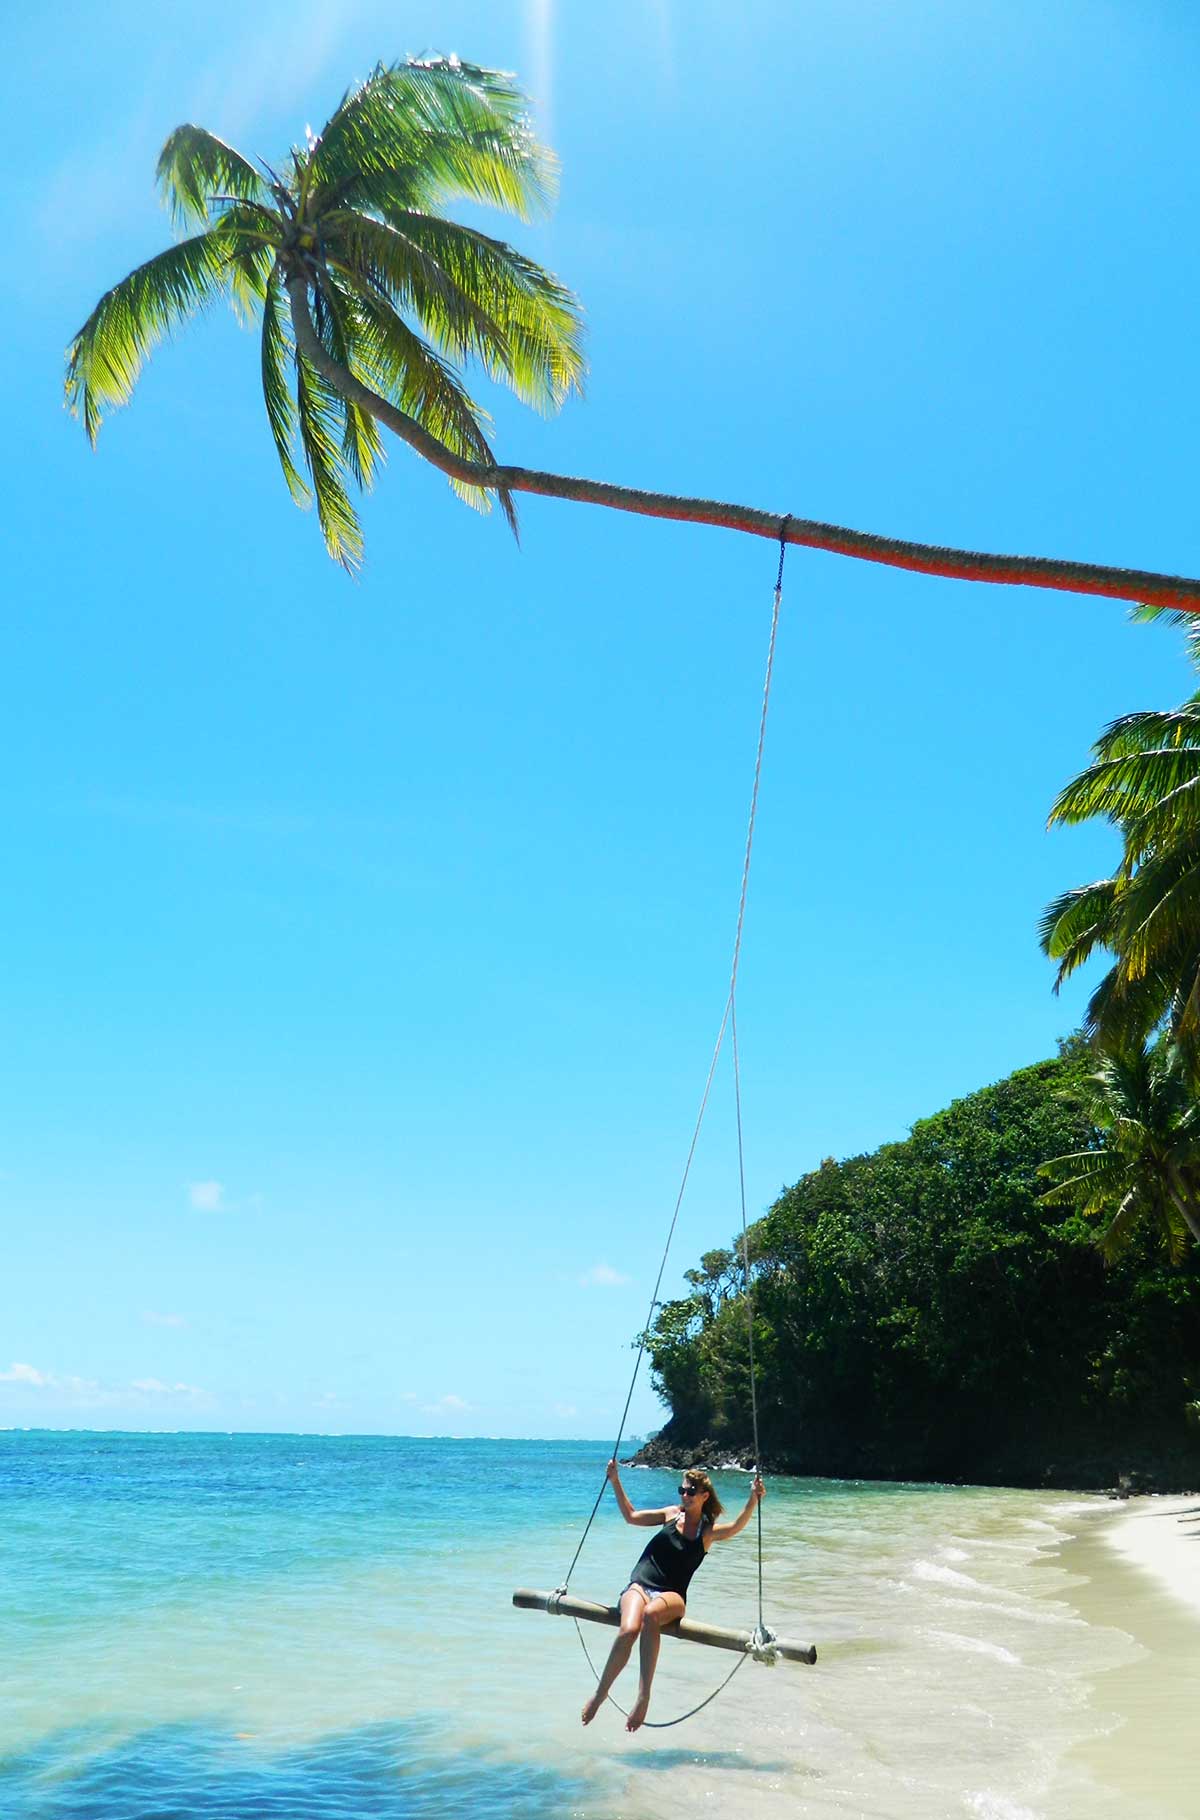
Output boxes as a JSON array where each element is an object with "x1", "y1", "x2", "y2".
[
  {"x1": 65, "y1": 56, "x2": 586, "y2": 570},
  {"x1": 1038, "y1": 1042, "x2": 1200, "y2": 1260},
  {"x1": 1041, "y1": 676, "x2": 1200, "y2": 1063}
]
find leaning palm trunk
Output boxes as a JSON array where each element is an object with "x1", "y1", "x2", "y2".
[
  {"x1": 67, "y1": 55, "x2": 1200, "y2": 609},
  {"x1": 283, "y1": 268, "x2": 1200, "y2": 608}
]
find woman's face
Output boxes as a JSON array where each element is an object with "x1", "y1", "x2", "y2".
[{"x1": 680, "y1": 1477, "x2": 706, "y2": 1512}]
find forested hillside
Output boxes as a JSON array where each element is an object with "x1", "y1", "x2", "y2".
[{"x1": 639, "y1": 1049, "x2": 1200, "y2": 1490}]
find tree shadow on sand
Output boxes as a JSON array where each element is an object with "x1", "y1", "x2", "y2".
[{"x1": 2, "y1": 1716, "x2": 592, "y2": 1820}]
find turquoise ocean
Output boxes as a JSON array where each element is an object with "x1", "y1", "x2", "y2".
[{"x1": 0, "y1": 1431, "x2": 1169, "y2": 1819}]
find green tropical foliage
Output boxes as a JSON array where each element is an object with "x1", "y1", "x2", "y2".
[
  {"x1": 1040, "y1": 610, "x2": 1200, "y2": 1056},
  {"x1": 643, "y1": 1051, "x2": 1200, "y2": 1486},
  {"x1": 65, "y1": 57, "x2": 585, "y2": 570},
  {"x1": 1038, "y1": 1042, "x2": 1200, "y2": 1260}
]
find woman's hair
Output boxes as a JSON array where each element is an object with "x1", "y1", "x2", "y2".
[{"x1": 681, "y1": 1467, "x2": 723, "y2": 1520}]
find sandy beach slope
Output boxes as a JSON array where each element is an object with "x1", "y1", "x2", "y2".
[
  {"x1": 1102, "y1": 1493, "x2": 1200, "y2": 1615},
  {"x1": 1061, "y1": 1491, "x2": 1200, "y2": 1819}
]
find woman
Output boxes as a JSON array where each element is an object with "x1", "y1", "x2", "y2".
[{"x1": 580, "y1": 1459, "x2": 766, "y2": 1732}]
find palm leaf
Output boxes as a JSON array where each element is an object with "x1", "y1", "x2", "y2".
[
  {"x1": 1091, "y1": 701, "x2": 1200, "y2": 760},
  {"x1": 1097, "y1": 1186, "x2": 1146, "y2": 1261},
  {"x1": 393, "y1": 212, "x2": 583, "y2": 409},
  {"x1": 323, "y1": 209, "x2": 510, "y2": 369},
  {"x1": 216, "y1": 203, "x2": 279, "y2": 321},
  {"x1": 1048, "y1": 746, "x2": 1200, "y2": 828},
  {"x1": 340, "y1": 278, "x2": 517, "y2": 532},
  {"x1": 295, "y1": 354, "x2": 363, "y2": 572},
  {"x1": 260, "y1": 268, "x2": 309, "y2": 506},
  {"x1": 157, "y1": 125, "x2": 269, "y2": 227},
  {"x1": 1118, "y1": 846, "x2": 1200, "y2": 978},
  {"x1": 310, "y1": 276, "x2": 383, "y2": 490},
  {"x1": 1083, "y1": 959, "x2": 1173, "y2": 1050},
  {"x1": 1039, "y1": 878, "x2": 1121, "y2": 983},
  {"x1": 1122, "y1": 776, "x2": 1200, "y2": 861},
  {"x1": 66, "y1": 229, "x2": 242, "y2": 443},
  {"x1": 307, "y1": 58, "x2": 556, "y2": 222},
  {"x1": 1131, "y1": 601, "x2": 1200, "y2": 674}
]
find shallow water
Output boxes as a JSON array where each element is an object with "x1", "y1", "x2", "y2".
[{"x1": 0, "y1": 1432, "x2": 1181, "y2": 1818}]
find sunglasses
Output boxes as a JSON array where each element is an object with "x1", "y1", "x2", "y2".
[{"x1": 678, "y1": 1484, "x2": 702, "y2": 1498}]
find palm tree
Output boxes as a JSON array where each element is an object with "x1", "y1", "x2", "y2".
[
  {"x1": 66, "y1": 58, "x2": 585, "y2": 571},
  {"x1": 65, "y1": 56, "x2": 1200, "y2": 607},
  {"x1": 1040, "y1": 623, "x2": 1200, "y2": 1055},
  {"x1": 1038, "y1": 1043, "x2": 1200, "y2": 1258}
]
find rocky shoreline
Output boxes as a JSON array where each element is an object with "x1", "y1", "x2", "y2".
[{"x1": 627, "y1": 1423, "x2": 1200, "y2": 1495}]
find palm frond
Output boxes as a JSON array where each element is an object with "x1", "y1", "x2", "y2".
[
  {"x1": 66, "y1": 229, "x2": 242, "y2": 443},
  {"x1": 1038, "y1": 877, "x2": 1120, "y2": 976},
  {"x1": 307, "y1": 58, "x2": 556, "y2": 221},
  {"x1": 295, "y1": 353, "x2": 363, "y2": 572},
  {"x1": 323, "y1": 209, "x2": 509, "y2": 369},
  {"x1": 260, "y1": 268, "x2": 309, "y2": 506},
  {"x1": 310, "y1": 276, "x2": 383, "y2": 490},
  {"x1": 336, "y1": 276, "x2": 517, "y2": 530},
  {"x1": 1083, "y1": 960, "x2": 1173, "y2": 1051},
  {"x1": 1091, "y1": 701, "x2": 1200, "y2": 761},
  {"x1": 1118, "y1": 846, "x2": 1200, "y2": 978},
  {"x1": 391, "y1": 211, "x2": 583, "y2": 409},
  {"x1": 217, "y1": 203, "x2": 279, "y2": 321},
  {"x1": 1122, "y1": 777, "x2": 1200, "y2": 861},
  {"x1": 1048, "y1": 746, "x2": 1200, "y2": 828},
  {"x1": 157, "y1": 125, "x2": 270, "y2": 227},
  {"x1": 1131, "y1": 602, "x2": 1200, "y2": 675},
  {"x1": 1038, "y1": 1150, "x2": 1131, "y2": 1205},
  {"x1": 1097, "y1": 1187, "x2": 1145, "y2": 1262}
]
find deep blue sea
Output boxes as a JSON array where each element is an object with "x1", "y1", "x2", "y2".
[{"x1": 0, "y1": 1431, "x2": 1158, "y2": 1818}]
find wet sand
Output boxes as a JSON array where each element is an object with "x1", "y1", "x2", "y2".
[{"x1": 1061, "y1": 1494, "x2": 1200, "y2": 1820}]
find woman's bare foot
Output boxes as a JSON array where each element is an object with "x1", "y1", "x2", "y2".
[
  {"x1": 581, "y1": 1691, "x2": 604, "y2": 1726},
  {"x1": 624, "y1": 1691, "x2": 649, "y2": 1733}
]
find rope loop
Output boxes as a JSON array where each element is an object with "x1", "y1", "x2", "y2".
[{"x1": 749, "y1": 1621, "x2": 780, "y2": 1667}]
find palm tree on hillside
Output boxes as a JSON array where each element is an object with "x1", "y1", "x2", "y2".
[
  {"x1": 1038, "y1": 1042, "x2": 1200, "y2": 1258},
  {"x1": 65, "y1": 56, "x2": 1200, "y2": 606}
]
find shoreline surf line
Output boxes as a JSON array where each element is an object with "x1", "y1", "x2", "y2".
[{"x1": 1052, "y1": 1494, "x2": 1200, "y2": 1820}]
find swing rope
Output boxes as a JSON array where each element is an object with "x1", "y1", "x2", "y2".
[
  {"x1": 570, "y1": 1622, "x2": 752, "y2": 1728},
  {"x1": 556, "y1": 523, "x2": 790, "y2": 1722}
]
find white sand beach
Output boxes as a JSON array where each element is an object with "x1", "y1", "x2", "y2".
[
  {"x1": 1059, "y1": 1493, "x2": 1200, "y2": 1820},
  {"x1": 1101, "y1": 1493, "x2": 1200, "y2": 1616}
]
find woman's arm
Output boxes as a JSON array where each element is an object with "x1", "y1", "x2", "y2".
[
  {"x1": 606, "y1": 1458, "x2": 673, "y2": 1527},
  {"x1": 710, "y1": 1474, "x2": 766, "y2": 1542}
]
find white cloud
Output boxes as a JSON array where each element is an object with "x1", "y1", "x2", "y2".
[
  {"x1": 579, "y1": 1262, "x2": 629, "y2": 1288},
  {"x1": 0, "y1": 1363, "x2": 205, "y2": 1405},
  {"x1": 143, "y1": 1311, "x2": 187, "y2": 1328},
  {"x1": 0, "y1": 1363, "x2": 102, "y2": 1400},
  {"x1": 188, "y1": 1180, "x2": 225, "y2": 1212},
  {"x1": 422, "y1": 1393, "x2": 470, "y2": 1415},
  {"x1": 553, "y1": 1402, "x2": 578, "y2": 1419}
]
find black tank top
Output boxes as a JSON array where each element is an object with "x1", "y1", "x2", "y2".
[{"x1": 630, "y1": 1516, "x2": 709, "y2": 1598}]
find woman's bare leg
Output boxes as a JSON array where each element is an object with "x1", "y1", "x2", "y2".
[
  {"x1": 582, "y1": 1587, "x2": 646, "y2": 1724},
  {"x1": 626, "y1": 1592, "x2": 684, "y2": 1732}
]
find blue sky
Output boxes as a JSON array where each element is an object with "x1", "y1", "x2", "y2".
[{"x1": 3, "y1": 0, "x2": 1199, "y2": 1436}]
